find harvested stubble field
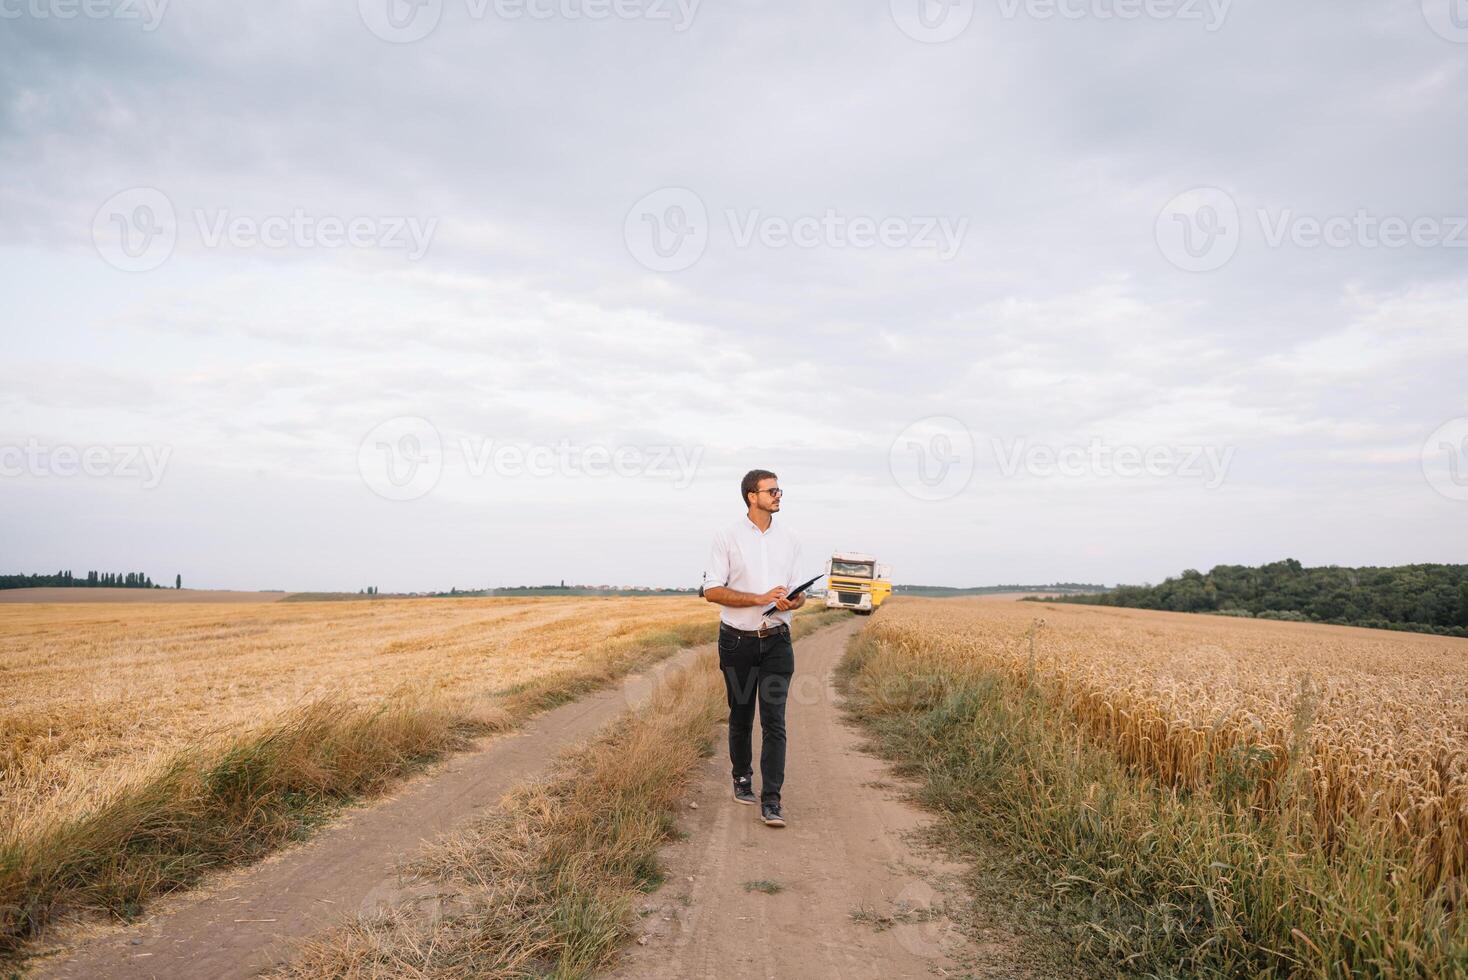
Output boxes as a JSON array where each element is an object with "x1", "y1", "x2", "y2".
[
  {"x1": 0, "y1": 595, "x2": 719, "y2": 958},
  {"x1": 845, "y1": 597, "x2": 1468, "y2": 976}
]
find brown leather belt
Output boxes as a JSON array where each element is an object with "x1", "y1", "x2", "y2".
[{"x1": 720, "y1": 622, "x2": 790, "y2": 640}]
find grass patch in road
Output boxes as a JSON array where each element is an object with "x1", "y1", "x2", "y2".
[
  {"x1": 742, "y1": 879, "x2": 784, "y2": 895},
  {"x1": 849, "y1": 901, "x2": 943, "y2": 932}
]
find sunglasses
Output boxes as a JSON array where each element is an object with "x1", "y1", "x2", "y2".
[{"x1": 756, "y1": 488, "x2": 783, "y2": 498}]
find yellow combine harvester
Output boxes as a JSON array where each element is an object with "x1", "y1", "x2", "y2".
[{"x1": 823, "y1": 551, "x2": 892, "y2": 615}]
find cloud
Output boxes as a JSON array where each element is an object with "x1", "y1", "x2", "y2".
[{"x1": 1, "y1": 0, "x2": 1465, "y2": 588}]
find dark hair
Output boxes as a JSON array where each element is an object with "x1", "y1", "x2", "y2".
[{"x1": 740, "y1": 469, "x2": 777, "y2": 505}]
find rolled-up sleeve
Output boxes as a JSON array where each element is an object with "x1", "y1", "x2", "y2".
[{"x1": 704, "y1": 530, "x2": 730, "y2": 591}]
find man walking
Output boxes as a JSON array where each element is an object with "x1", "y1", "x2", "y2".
[{"x1": 702, "y1": 469, "x2": 803, "y2": 828}]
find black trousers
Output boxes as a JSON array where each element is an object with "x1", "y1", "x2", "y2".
[{"x1": 717, "y1": 624, "x2": 794, "y2": 803}]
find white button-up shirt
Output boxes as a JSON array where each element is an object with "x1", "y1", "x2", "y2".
[{"x1": 704, "y1": 516, "x2": 804, "y2": 631}]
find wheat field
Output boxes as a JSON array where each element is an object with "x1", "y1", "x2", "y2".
[
  {"x1": 0, "y1": 595, "x2": 723, "y2": 955},
  {"x1": 867, "y1": 598, "x2": 1468, "y2": 883},
  {"x1": 850, "y1": 597, "x2": 1468, "y2": 974},
  {"x1": 0, "y1": 596, "x2": 712, "y2": 828}
]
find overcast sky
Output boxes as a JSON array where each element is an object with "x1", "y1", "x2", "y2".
[{"x1": 1, "y1": 0, "x2": 1465, "y2": 592}]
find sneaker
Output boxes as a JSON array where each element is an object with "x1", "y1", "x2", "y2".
[
  {"x1": 761, "y1": 801, "x2": 786, "y2": 827},
  {"x1": 733, "y1": 776, "x2": 757, "y2": 806}
]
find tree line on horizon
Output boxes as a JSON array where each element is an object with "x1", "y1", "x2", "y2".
[
  {"x1": 896, "y1": 582, "x2": 1107, "y2": 596},
  {"x1": 1037, "y1": 559, "x2": 1468, "y2": 637},
  {"x1": 0, "y1": 570, "x2": 179, "y2": 590}
]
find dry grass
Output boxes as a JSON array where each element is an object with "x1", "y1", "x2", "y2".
[
  {"x1": 276, "y1": 651, "x2": 728, "y2": 979},
  {"x1": 843, "y1": 597, "x2": 1468, "y2": 976},
  {"x1": 0, "y1": 596, "x2": 719, "y2": 958}
]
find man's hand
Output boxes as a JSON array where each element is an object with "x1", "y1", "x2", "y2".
[
  {"x1": 773, "y1": 592, "x2": 805, "y2": 612},
  {"x1": 761, "y1": 586, "x2": 788, "y2": 606}
]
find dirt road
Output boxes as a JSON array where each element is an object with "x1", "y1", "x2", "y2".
[
  {"x1": 605, "y1": 619, "x2": 1046, "y2": 980},
  {"x1": 30, "y1": 639, "x2": 711, "y2": 980}
]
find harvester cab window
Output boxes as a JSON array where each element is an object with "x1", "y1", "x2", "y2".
[{"x1": 831, "y1": 560, "x2": 874, "y2": 578}]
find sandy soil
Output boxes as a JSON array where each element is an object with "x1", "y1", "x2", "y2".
[
  {"x1": 0, "y1": 588, "x2": 289, "y2": 603},
  {"x1": 604, "y1": 619, "x2": 1053, "y2": 980}
]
